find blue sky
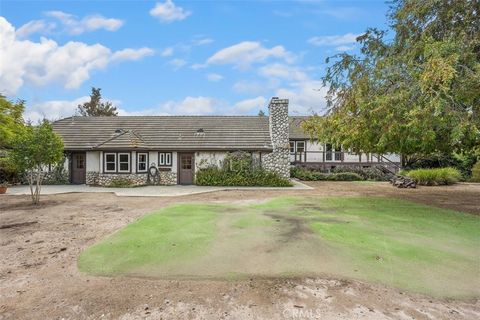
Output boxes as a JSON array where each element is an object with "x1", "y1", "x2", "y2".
[{"x1": 1, "y1": 0, "x2": 390, "y2": 120}]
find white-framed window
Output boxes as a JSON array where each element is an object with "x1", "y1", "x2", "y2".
[
  {"x1": 137, "y1": 152, "x2": 148, "y2": 172},
  {"x1": 296, "y1": 141, "x2": 305, "y2": 153},
  {"x1": 118, "y1": 153, "x2": 130, "y2": 172},
  {"x1": 104, "y1": 153, "x2": 117, "y2": 172},
  {"x1": 159, "y1": 152, "x2": 172, "y2": 166}
]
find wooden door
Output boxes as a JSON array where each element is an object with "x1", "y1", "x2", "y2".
[
  {"x1": 71, "y1": 153, "x2": 86, "y2": 184},
  {"x1": 178, "y1": 153, "x2": 194, "y2": 185}
]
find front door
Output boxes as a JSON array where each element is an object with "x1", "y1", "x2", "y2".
[
  {"x1": 71, "y1": 153, "x2": 86, "y2": 184},
  {"x1": 178, "y1": 153, "x2": 194, "y2": 185}
]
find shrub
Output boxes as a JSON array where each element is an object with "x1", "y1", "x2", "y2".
[
  {"x1": 471, "y1": 162, "x2": 480, "y2": 182},
  {"x1": 108, "y1": 177, "x2": 135, "y2": 188},
  {"x1": 196, "y1": 166, "x2": 292, "y2": 187},
  {"x1": 328, "y1": 172, "x2": 363, "y2": 181},
  {"x1": 332, "y1": 166, "x2": 390, "y2": 181},
  {"x1": 406, "y1": 167, "x2": 461, "y2": 186},
  {"x1": 291, "y1": 167, "x2": 364, "y2": 181}
]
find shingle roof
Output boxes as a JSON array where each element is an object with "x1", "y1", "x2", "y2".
[
  {"x1": 289, "y1": 116, "x2": 310, "y2": 139},
  {"x1": 52, "y1": 116, "x2": 274, "y2": 151}
]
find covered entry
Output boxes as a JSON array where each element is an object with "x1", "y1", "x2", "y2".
[
  {"x1": 71, "y1": 152, "x2": 86, "y2": 184},
  {"x1": 178, "y1": 153, "x2": 194, "y2": 185}
]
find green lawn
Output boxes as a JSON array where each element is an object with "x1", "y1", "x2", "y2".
[{"x1": 79, "y1": 197, "x2": 480, "y2": 298}]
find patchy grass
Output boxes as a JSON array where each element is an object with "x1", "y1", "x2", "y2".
[{"x1": 79, "y1": 197, "x2": 480, "y2": 298}]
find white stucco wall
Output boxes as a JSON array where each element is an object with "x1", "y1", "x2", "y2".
[
  {"x1": 86, "y1": 151, "x2": 100, "y2": 172},
  {"x1": 195, "y1": 151, "x2": 227, "y2": 172}
]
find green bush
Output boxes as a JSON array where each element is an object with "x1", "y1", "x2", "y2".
[
  {"x1": 328, "y1": 172, "x2": 363, "y2": 181},
  {"x1": 196, "y1": 166, "x2": 292, "y2": 187},
  {"x1": 471, "y1": 162, "x2": 480, "y2": 182},
  {"x1": 406, "y1": 167, "x2": 461, "y2": 186},
  {"x1": 108, "y1": 177, "x2": 135, "y2": 188},
  {"x1": 291, "y1": 167, "x2": 364, "y2": 181},
  {"x1": 332, "y1": 166, "x2": 390, "y2": 181}
]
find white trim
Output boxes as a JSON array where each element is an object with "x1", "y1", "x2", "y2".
[
  {"x1": 137, "y1": 152, "x2": 148, "y2": 172},
  {"x1": 104, "y1": 153, "x2": 116, "y2": 172},
  {"x1": 118, "y1": 152, "x2": 130, "y2": 173}
]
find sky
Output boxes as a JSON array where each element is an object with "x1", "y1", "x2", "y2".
[{"x1": 0, "y1": 0, "x2": 391, "y2": 121}]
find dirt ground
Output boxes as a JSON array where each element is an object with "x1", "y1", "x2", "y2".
[{"x1": 1, "y1": 182, "x2": 479, "y2": 320}]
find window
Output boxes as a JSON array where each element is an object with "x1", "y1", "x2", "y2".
[
  {"x1": 137, "y1": 153, "x2": 148, "y2": 172},
  {"x1": 105, "y1": 153, "x2": 116, "y2": 172},
  {"x1": 118, "y1": 153, "x2": 130, "y2": 172},
  {"x1": 76, "y1": 154, "x2": 85, "y2": 169},
  {"x1": 159, "y1": 152, "x2": 172, "y2": 166},
  {"x1": 181, "y1": 156, "x2": 192, "y2": 169},
  {"x1": 296, "y1": 141, "x2": 305, "y2": 153},
  {"x1": 289, "y1": 141, "x2": 295, "y2": 153}
]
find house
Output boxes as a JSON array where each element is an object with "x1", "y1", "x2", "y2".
[
  {"x1": 289, "y1": 116, "x2": 401, "y2": 172},
  {"x1": 52, "y1": 98, "x2": 290, "y2": 185},
  {"x1": 51, "y1": 97, "x2": 401, "y2": 186}
]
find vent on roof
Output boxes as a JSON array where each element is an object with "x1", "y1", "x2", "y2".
[
  {"x1": 115, "y1": 129, "x2": 124, "y2": 134},
  {"x1": 194, "y1": 128, "x2": 205, "y2": 137}
]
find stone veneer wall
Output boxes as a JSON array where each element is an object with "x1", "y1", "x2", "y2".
[
  {"x1": 262, "y1": 98, "x2": 290, "y2": 178},
  {"x1": 86, "y1": 171, "x2": 177, "y2": 186}
]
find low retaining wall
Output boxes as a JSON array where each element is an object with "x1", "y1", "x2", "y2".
[{"x1": 86, "y1": 171, "x2": 177, "y2": 186}]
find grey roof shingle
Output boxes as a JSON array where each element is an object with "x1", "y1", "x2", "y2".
[
  {"x1": 289, "y1": 116, "x2": 310, "y2": 139},
  {"x1": 52, "y1": 116, "x2": 274, "y2": 151}
]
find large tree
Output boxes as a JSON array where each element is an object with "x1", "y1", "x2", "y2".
[
  {"x1": 302, "y1": 0, "x2": 479, "y2": 164},
  {"x1": 0, "y1": 95, "x2": 25, "y2": 149},
  {"x1": 77, "y1": 87, "x2": 118, "y2": 116},
  {"x1": 8, "y1": 121, "x2": 64, "y2": 204}
]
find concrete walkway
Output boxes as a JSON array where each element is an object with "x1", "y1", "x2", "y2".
[{"x1": 4, "y1": 180, "x2": 312, "y2": 197}]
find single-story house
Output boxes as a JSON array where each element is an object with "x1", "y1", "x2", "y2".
[{"x1": 51, "y1": 97, "x2": 401, "y2": 186}]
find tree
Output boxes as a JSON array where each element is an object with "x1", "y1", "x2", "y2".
[
  {"x1": 0, "y1": 95, "x2": 25, "y2": 149},
  {"x1": 77, "y1": 87, "x2": 118, "y2": 116},
  {"x1": 0, "y1": 95, "x2": 25, "y2": 182},
  {"x1": 8, "y1": 121, "x2": 64, "y2": 204},
  {"x1": 302, "y1": 0, "x2": 479, "y2": 165},
  {"x1": 258, "y1": 110, "x2": 266, "y2": 116}
]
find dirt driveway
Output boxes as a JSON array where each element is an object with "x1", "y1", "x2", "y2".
[{"x1": 1, "y1": 182, "x2": 479, "y2": 320}]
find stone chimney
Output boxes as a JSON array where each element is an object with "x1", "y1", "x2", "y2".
[{"x1": 262, "y1": 97, "x2": 290, "y2": 178}]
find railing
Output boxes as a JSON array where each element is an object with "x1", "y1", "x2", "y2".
[{"x1": 290, "y1": 151, "x2": 400, "y2": 165}]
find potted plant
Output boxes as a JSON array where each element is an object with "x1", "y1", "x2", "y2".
[{"x1": 0, "y1": 181, "x2": 8, "y2": 194}]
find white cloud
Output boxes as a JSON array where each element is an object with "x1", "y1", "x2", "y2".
[
  {"x1": 232, "y1": 96, "x2": 266, "y2": 114},
  {"x1": 258, "y1": 63, "x2": 308, "y2": 82},
  {"x1": 275, "y1": 80, "x2": 328, "y2": 115},
  {"x1": 24, "y1": 96, "x2": 90, "y2": 123},
  {"x1": 111, "y1": 47, "x2": 154, "y2": 62},
  {"x1": 308, "y1": 33, "x2": 360, "y2": 46},
  {"x1": 16, "y1": 20, "x2": 56, "y2": 38},
  {"x1": 159, "y1": 96, "x2": 217, "y2": 115},
  {"x1": 161, "y1": 47, "x2": 174, "y2": 57},
  {"x1": 206, "y1": 73, "x2": 223, "y2": 82},
  {"x1": 206, "y1": 41, "x2": 294, "y2": 69},
  {"x1": 0, "y1": 17, "x2": 153, "y2": 95},
  {"x1": 192, "y1": 37, "x2": 213, "y2": 46},
  {"x1": 150, "y1": 0, "x2": 191, "y2": 23},
  {"x1": 334, "y1": 45, "x2": 354, "y2": 52},
  {"x1": 168, "y1": 58, "x2": 187, "y2": 69},
  {"x1": 44, "y1": 11, "x2": 123, "y2": 35}
]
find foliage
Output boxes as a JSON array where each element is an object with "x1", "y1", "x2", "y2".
[
  {"x1": 258, "y1": 110, "x2": 266, "y2": 116},
  {"x1": 406, "y1": 167, "x2": 461, "y2": 186},
  {"x1": 290, "y1": 167, "x2": 364, "y2": 181},
  {"x1": 404, "y1": 151, "x2": 478, "y2": 179},
  {"x1": 107, "y1": 177, "x2": 136, "y2": 188},
  {"x1": 471, "y1": 162, "x2": 480, "y2": 182},
  {"x1": 43, "y1": 163, "x2": 70, "y2": 185},
  {"x1": 328, "y1": 172, "x2": 363, "y2": 181},
  {"x1": 77, "y1": 87, "x2": 118, "y2": 116},
  {"x1": 332, "y1": 166, "x2": 390, "y2": 181},
  {"x1": 196, "y1": 151, "x2": 291, "y2": 187},
  {"x1": 302, "y1": 0, "x2": 479, "y2": 158},
  {"x1": 0, "y1": 96, "x2": 25, "y2": 182},
  {"x1": 8, "y1": 121, "x2": 64, "y2": 204}
]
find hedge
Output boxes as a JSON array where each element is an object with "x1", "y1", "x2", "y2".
[
  {"x1": 406, "y1": 167, "x2": 461, "y2": 186},
  {"x1": 196, "y1": 166, "x2": 292, "y2": 187}
]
